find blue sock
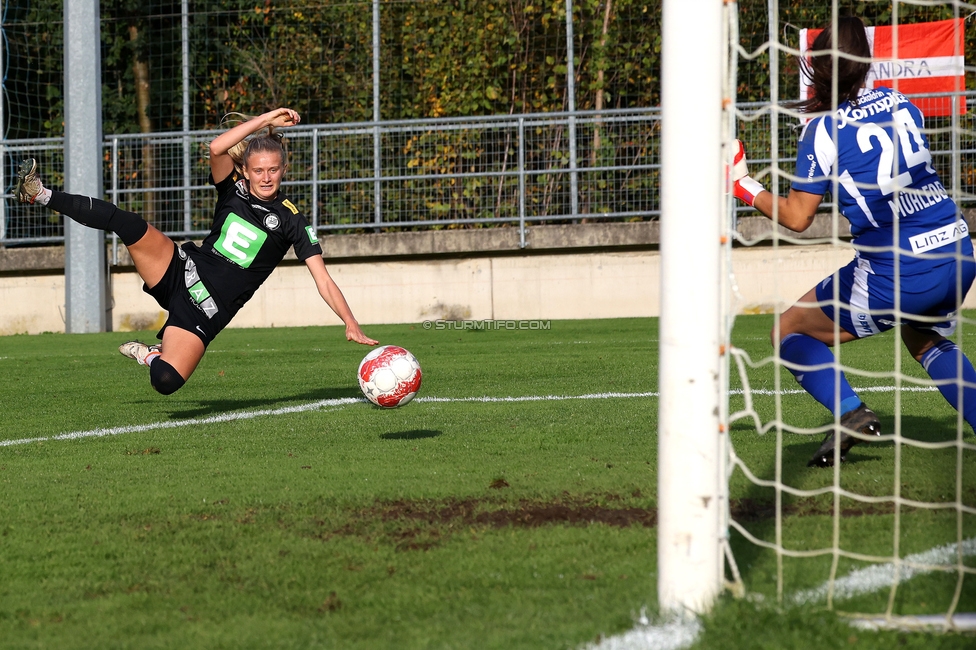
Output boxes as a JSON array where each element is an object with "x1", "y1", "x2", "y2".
[
  {"x1": 780, "y1": 333, "x2": 861, "y2": 416},
  {"x1": 919, "y1": 340, "x2": 976, "y2": 431}
]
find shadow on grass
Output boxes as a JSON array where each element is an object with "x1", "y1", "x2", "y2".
[
  {"x1": 380, "y1": 429, "x2": 442, "y2": 440},
  {"x1": 898, "y1": 414, "x2": 969, "y2": 443},
  {"x1": 161, "y1": 386, "x2": 363, "y2": 419}
]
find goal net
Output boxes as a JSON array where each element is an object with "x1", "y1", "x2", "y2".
[
  {"x1": 658, "y1": 0, "x2": 976, "y2": 630},
  {"x1": 720, "y1": 0, "x2": 976, "y2": 630}
]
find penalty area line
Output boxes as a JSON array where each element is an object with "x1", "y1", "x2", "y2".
[
  {"x1": 416, "y1": 391, "x2": 657, "y2": 403},
  {"x1": 0, "y1": 385, "x2": 941, "y2": 449},
  {"x1": 0, "y1": 398, "x2": 358, "y2": 448},
  {"x1": 0, "y1": 392, "x2": 657, "y2": 448}
]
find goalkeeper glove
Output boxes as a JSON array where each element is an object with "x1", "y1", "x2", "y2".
[{"x1": 730, "y1": 139, "x2": 765, "y2": 207}]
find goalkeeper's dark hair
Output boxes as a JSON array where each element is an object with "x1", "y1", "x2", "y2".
[{"x1": 794, "y1": 16, "x2": 872, "y2": 114}]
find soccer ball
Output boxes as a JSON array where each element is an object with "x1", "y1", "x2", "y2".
[{"x1": 358, "y1": 345, "x2": 423, "y2": 408}]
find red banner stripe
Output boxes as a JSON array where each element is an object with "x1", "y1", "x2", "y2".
[
  {"x1": 799, "y1": 19, "x2": 966, "y2": 116},
  {"x1": 870, "y1": 19, "x2": 965, "y2": 58}
]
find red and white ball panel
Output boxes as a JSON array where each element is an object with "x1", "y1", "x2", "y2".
[{"x1": 358, "y1": 345, "x2": 423, "y2": 408}]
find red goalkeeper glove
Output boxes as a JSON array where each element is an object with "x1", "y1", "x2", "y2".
[{"x1": 730, "y1": 139, "x2": 765, "y2": 207}]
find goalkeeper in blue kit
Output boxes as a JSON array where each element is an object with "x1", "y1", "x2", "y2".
[{"x1": 731, "y1": 16, "x2": 976, "y2": 467}]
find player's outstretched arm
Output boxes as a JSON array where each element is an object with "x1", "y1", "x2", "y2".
[
  {"x1": 209, "y1": 108, "x2": 301, "y2": 184},
  {"x1": 730, "y1": 139, "x2": 822, "y2": 233},
  {"x1": 752, "y1": 188, "x2": 822, "y2": 233},
  {"x1": 304, "y1": 255, "x2": 379, "y2": 346}
]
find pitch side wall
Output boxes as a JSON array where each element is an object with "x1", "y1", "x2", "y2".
[{"x1": 1, "y1": 219, "x2": 975, "y2": 335}]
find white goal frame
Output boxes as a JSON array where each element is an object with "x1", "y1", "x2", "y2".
[
  {"x1": 657, "y1": 0, "x2": 729, "y2": 616},
  {"x1": 658, "y1": 0, "x2": 976, "y2": 630}
]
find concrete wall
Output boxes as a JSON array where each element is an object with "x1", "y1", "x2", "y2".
[
  {"x1": 1, "y1": 217, "x2": 974, "y2": 335},
  {"x1": 1, "y1": 251, "x2": 663, "y2": 334}
]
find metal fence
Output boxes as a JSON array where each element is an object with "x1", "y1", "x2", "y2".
[
  {"x1": 2, "y1": 94, "x2": 974, "y2": 249},
  {"x1": 0, "y1": 107, "x2": 661, "y2": 249}
]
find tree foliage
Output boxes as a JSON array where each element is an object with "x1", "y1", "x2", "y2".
[
  {"x1": 3, "y1": 0, "x2": 667, "y2": 137},
  {"x1": 3, "y1": 1, "x2": 971, "y2": 138},
  {"x1": 2, "y1": 1, "x2": 971, "y2": 232}
]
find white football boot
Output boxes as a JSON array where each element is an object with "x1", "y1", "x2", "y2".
[{"x1": 119, "y1": 341, "x2": 162, "y2": 366}]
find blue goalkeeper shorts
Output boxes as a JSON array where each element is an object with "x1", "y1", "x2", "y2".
[{"x1": 816, "y1": 253, "x2": 976, "y2": 339}]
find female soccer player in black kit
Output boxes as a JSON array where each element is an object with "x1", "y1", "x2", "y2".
[{"x1": 15, "y1": 107, "x2": 378, "y2": 395}]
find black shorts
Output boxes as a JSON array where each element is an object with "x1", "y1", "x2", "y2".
[{"x1": 143, "y1": 242, "x2": 231, "y2": 347}]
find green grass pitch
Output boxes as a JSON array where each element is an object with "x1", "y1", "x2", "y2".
[{"x1": 0, "y1": 317, "x2": 973, "y2": 649}]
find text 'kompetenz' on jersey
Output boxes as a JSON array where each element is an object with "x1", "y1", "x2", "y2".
[{"x1": 792, "y1": 86, "x2": 970, "y2": 275}]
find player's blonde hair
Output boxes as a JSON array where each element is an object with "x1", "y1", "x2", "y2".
[{"x1": 218, "y1": 112, "x2": 289, "y2": 176}]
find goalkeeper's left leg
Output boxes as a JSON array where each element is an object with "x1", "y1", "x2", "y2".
[
  {"x1": 780, "y1": 332, "x2": 863, "y2": 416},
  {"x1": 904, "y1": 329, "x2": 976, "y2": 432},
  {"x1": 776, "y1": 280, "x2": 864, "y2": 419}
]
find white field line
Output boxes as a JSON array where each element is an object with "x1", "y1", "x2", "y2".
[
  {"x1": 582, "y1": 617, "x2": 702, "y2": 650},
  {"x1": 791, "y1": 536, "x2": 976, "y2": 605},
  {"x1": 738, "y1": 384, "x2": 939, "y2": 398},
  {"x1": 0, "y1": 399, "x2": 357, "y2": 447},
  {"x1": 417, "y1": 391, "x2": 657, "y2": 403},
  {"x1": 0, "y1": 386, "x2": 941, "y2": 449},
  {"x1": 589, "y1": 537, "x2": 976, "y2": 649},
  {"x1": 0, "y1": 392, "x2": 656, "y2": 448},
  {"x1": 423, "y1": 386, "x2": 938, "y2": 401},
  {"x1": 850, "y1": 613, "x2": 976, "y2": 632}
]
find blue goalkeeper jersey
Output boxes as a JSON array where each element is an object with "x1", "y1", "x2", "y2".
[{"x1": 791, "y1": 86, "x2": 970, "y2": 276}]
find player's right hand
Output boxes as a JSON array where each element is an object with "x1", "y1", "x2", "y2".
[
  {"x1": 267, "y1": 108, "x2": 301, "y2": 128},
  {"x1": 730, "y1": 139, "x2": 765, "y2": 207},
  {"x1": 346, "y1": 323, "x2": 379, "y2": 346}
]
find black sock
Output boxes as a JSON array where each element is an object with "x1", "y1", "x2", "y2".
[{"x1": 48, "y1": 191, "x2": 149, "y2": 246}]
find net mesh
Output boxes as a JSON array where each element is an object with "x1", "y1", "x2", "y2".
[
  {"x1": 0, "y1": 1, "x2": 661, "y2": 243},
  {"x1": 726, "y1": 0, "x2": 976, "y2": 628}
]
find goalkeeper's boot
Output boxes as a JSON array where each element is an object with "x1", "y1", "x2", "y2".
[
  {"x1": 14, "y1": 158, "x2": 45, "y2": 204},
  {"x1": 119, "y1": 341, "x2": 162, "y2": 366},
  {"x1": 808, "y1": 403, "x2": 881, "y2": 468}
]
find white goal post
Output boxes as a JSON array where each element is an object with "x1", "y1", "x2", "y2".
[
  {"x1": 658, "y1": 0, "x2": 976, "y2": 631},
  {"x1": 657, "y1": 0, "x2": 729, "y2": 616}
]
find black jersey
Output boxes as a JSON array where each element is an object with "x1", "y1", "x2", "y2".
[{"x1": 184, "y1": 173, "x2": 323, "y2": 318}]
